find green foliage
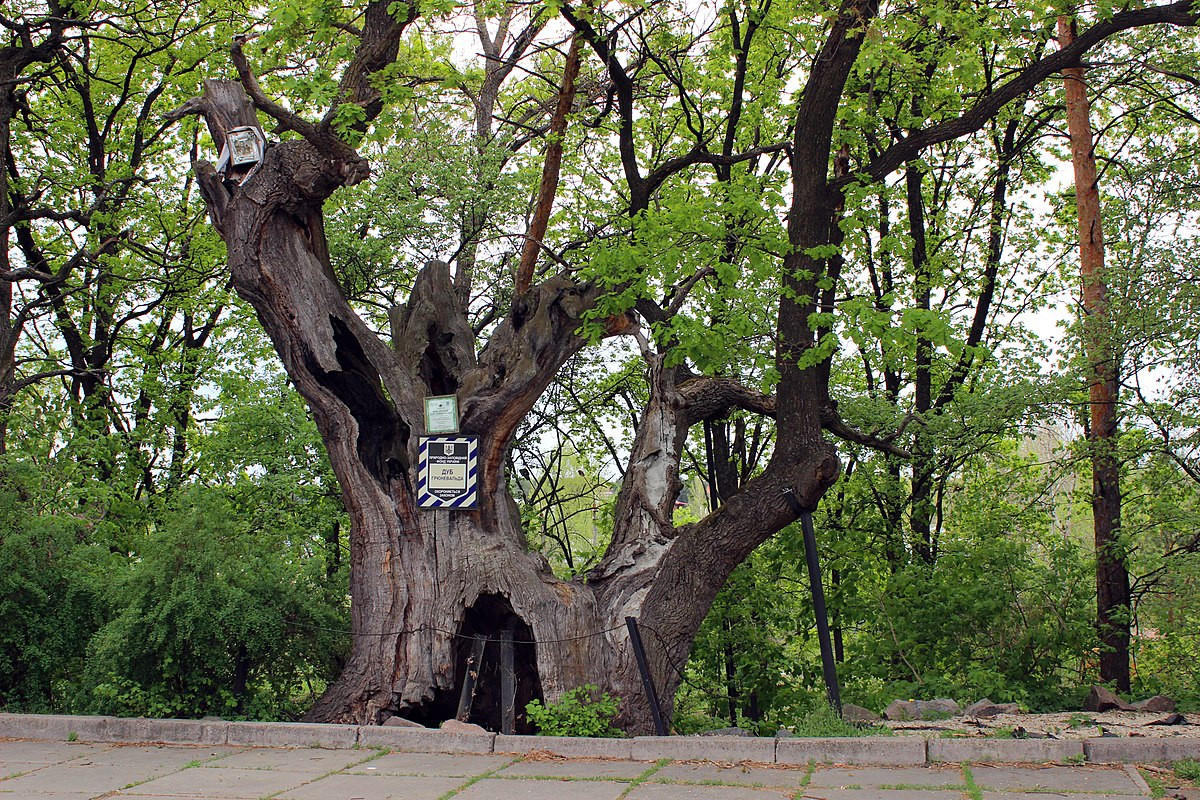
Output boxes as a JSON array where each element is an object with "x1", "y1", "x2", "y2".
[
  {"x1": 79, "y1": 488, "x2": 347, "y2": 720},
  {"x1": 787, "y1": 703, "x2": 890, "y2": 738},
  {"x1": 525, "y1": 685, "x2": 622, "y2": 737},
  {"x1": 0, "y1": 466, "x2": 114, "y2": 711},
  {"x1": 1175, "y1": 760, "x2": 1200, "y2": 782}
]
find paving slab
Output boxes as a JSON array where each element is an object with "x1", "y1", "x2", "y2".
[
  {"x1": 497, "y1": 758, "x2": 647, "y2": 779},
  {"x1": 798, "y1": 790, "x2": 964, "y2": 800},
  {"x1": 349, "y1": 750, "x2": 513, "y2": 776},
  {"x1": 205, "y1": 745, "x2": 365, "y2": 773},
  {"x1": 969, "y1": 765, "x2": 1142, "y2": 794},
  {"x1": 628, "y1": 783, "x2": 792, "y2": 798},
  {"x1": 777, "y1": 736, "x2": 927, "y2": 766},
  {"x1": 76, "y1": 744, "x2": 232, "y2": 770},
  {"x1": 929, "y1": 737, "x2": 1083, "y2": 763},
  {"x1": 275, "y1": 772, "x2": 464, "y2": 799},
  {"x1": 651, "y1": 762, "x2": 808, "y2": 788},
  {"x1": 809, "y1": 766, "x2": 964, "y2": 788},
  {"x1": 981, "y1": 794, "x2": 1136, "y2": 800},
  {"x1": 0, "y1": 792, "x2": 95, "y2": 800},
  {"x1": 632, "y1": 735, "x2": 775, "y2": 762},
  {"x1": 0, "y1": 762, "x2": 162, "y2": 794},
  {"x1": 0, "y1": 761, "x2": 42, "y2": 777},
  {"x1": 454, "y1": 776, "x2": 631, "y2": 799},
  {"x1": 0, "y1": 740, "x2": 107, "y2": 763},
  {"x1": 120, "y1": 766, "x2": 314, "y2": 798}
]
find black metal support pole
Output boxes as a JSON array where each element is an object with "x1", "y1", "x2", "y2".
[
  {"x1": 800, "y1": 510, "x2": 842, "y2": 715},
  {"x1": 625, "y1": 617, "x2": 668, "y2": 735},
  {"x1": 500, "y1": 625, "x2": 516, "y2": 735},
  {"x1": 455, "y1": 634, "x2": 488, "y2": 722}
]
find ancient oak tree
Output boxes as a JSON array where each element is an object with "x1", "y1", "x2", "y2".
[{"x1": 172, "y1": 0, "x2": 1199, "y2": 731}]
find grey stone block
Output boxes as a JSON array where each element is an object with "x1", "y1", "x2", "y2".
[
  {"x1": 357, "y1": 725, "x2": 495, "y2": 753},
  {"x1": 928, "y1": 738, "x2": 1082, "y2": 763},
  {"x1": 630, "y1": 735, "x2": 774, "y2": 763},
  {"x1": 1084, "y1": 737, "x2": 1200, "y2": 763},
  {"x1": 494, "y1": 734, "x2": 634, "y2": 759},
  {"x1": 109, "y1": 717, "x2": 228, "y2": 745},
  {"x1": 0, "y1": 714, "x2": 117, "y2": 742},
  {"x1": 225, "y1": 721, "x2": 359, "y2": 749},
  {"x1": 776, "y1": 736, "x2": 927, "y2": 766}
]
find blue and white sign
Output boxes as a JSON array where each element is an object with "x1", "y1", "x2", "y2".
[{"x1": 418, "y1": 436, "x2": 478, "y2": 509}]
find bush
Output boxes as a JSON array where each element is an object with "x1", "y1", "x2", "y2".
[
  {"x1": 787, "y1": 702, "x2": 891, "y2": 738},
  {"x1": 525, "y1": 685, "x2": 622, "y2": 737},
  {"x1": 80, "y1": 488, "x2": 347, "y2": 719},
  {"x1": 0, "y1": 470, "x2": 112, "y2": 711}
]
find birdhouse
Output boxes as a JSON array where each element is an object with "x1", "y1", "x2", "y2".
[
  {"x1": 216, "y1": 125, "x2": 266, "y2": 179},
  {"x1": 226, "y1": 126, "x2": 265, "y2": 166}
]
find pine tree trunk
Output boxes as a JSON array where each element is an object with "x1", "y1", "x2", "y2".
[{"x1": 1059, "y1": 15, "x2": 1130, "y2": 692}]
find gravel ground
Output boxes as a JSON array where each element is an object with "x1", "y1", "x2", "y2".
[{"x1": 883, "y1": 710, "x2": 1200, "y2": 739}]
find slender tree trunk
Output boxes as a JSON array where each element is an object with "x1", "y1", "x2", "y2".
[
  {"x1": 1059, "y1": 15, "x2": 1129, "y2": 692},
  {"x1": 905, "y1": 164, "x2": 935, "y2": 564}
]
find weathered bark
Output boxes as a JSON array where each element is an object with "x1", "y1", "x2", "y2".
[
  {"x1": 515, "y1": 33, "x2": 581, "y2": 294},
  {"x1": 1059, "y1": 15, "x2": 1130, "y2": 692}
]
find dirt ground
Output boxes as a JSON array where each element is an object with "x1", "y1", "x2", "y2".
[{"x1": 883, "y1": 710, "x2": 1200, "y2": 739}]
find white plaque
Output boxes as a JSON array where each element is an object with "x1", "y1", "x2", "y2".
[{"x1": 424, "y1": 394, "x2": 459, "y2": 434}]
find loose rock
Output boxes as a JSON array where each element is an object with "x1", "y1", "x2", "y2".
[
  {"x1": 842, "y1": 703, "x2": 881, "y2": 724},
  {"x1": 884, "y1": 700, "x2": 919, "y2": 721},
  {"x1": 884, "y1": 698, "x2": 960, "y2": 720},
  {"x1": 696, "y1": 727, "x2": 753, "y2": 736},
  {"x1": 440, "y1": 719, "x2": 487, "y2": 734},
  {"x1": 1149, "y1": 713, "x2": 1188, "y2": 726},
  {"x1": 1084, "y1": 685, "x2": 1135, "y2": 713},
  {"x1": 1132, "y1": 695, "x2": 1176, "y2": 713},
  {"x1": 917, "y1": 698, "x2": 961, "y2": 718},
  {"x1": 963, "y1": 698, "x2": 1021, "y2": 718},
  {"x1": 383, "y1": 715, "x2": 424, "y2": 728}
]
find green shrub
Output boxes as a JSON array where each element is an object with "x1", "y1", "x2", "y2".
[
  {"x1": 0, "y1": 470, "x2": 113, "y2": 711},
  {"x1": 525, "y1": 685, "x2": 621, "y2": 737},
  {"x1": 80, "y1": 488, "x2": 348, "y2": 719},
  {"x1": 787, "y1": 702, "x2": 891, "y2": 738}
]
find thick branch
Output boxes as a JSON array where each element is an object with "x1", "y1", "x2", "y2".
[
  {"x1": 516, "y1": 34, "x2": 582, "y2": 294},
  {"x1": 390, "y1": 261, "x2": 478, "y2": 395},
  {"x1": 677, "y1": 376, "x2": 776, "y2": 425},
  {"x1": 321, "y1": 0, "x2": 420, "y2": 131},
  {"x1": 851, "y1": 1, "x2": 1200, "y2": 188}
]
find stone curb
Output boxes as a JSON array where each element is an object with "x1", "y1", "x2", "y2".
[
  {"x1": 2, "y1": 714, "x2": 1198, "y2": 766},
  {"x1": 357, "y1": 726, "x2": 496, "y2": 754},
  {"x1": 494, "y1": 734, "x2": 633, "y2": 759},
  {"x1": 928, "y1": 738, "x2": 1083, "y2": 764},
  {"x1": 777, "y1": 736, "x2": 926, "y2": 766},
  {"x1": 225, "y1": 721, "x2": 358, "y2": 749},
  {"x1": 1084, "y1": 737, "x2": 1200, "y2": 763},
  {"x1": 631, "y1": 735, "x2": 775, "y2": 762}
]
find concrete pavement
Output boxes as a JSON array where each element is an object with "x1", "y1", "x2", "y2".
[{"x1": 0, "y1": 736, "x2": 1163, "y2": 800}]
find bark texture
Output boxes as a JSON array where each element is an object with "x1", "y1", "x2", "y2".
[{"x1": 1059, "y1": 15, "x2": 1130, "y2": 692}]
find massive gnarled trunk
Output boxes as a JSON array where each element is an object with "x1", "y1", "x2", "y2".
[{"x1": 178, "y1": 77, "x2": 837, "y2": 732}]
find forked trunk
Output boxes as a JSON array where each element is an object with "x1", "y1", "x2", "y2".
[{"x1": 181, "y1": 77, "x2": 838, "y2": 734}]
